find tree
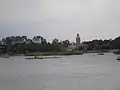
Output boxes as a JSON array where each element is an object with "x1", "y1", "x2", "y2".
[
  {"x1": 52, "y1": 38, "x2": 59, "y2": 44},
  {"x1": 62, "y1": 40, "x2": 70, "y2": 47},
  {"x1": 111, "y1": 36, "x2": 120, "y2": 49},
  {"x1": 33, "y1": 36, "x2": 42, "y2": 43},
  {"x1": 22, "y1": 36, "x2": 27, "y2": 42},
  {"x1": 0, "y1": 40, "x2": 2, "y2": 45},
  {"x1": 5, "y1": 37, "x2": 12, "y2": 45},
  {"x1": 41, "y1": 38, "x2": 47, "y2": 44}
]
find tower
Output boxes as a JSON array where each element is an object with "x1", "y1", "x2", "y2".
[{"x1": 76, "y1": 33, "x2": 81, "y2": 46}]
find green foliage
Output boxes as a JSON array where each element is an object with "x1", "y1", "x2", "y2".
[
  {"x1": 52, "y1": 38, "x2": 59, "y2": 44},
  {"x1": 111, "y1": 36, "x2": 120, "y2": 49},
  {"x1": 62, "y1": 40, "x2": 71, "y2": 47},
  {"x1": 82, "y1": 39, "x2": 112, "y2": 50},
  {"x1": 1, "y1": 35, "x2": 120, "y2": 54}
]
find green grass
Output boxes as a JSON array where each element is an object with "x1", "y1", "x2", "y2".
[{"x1": 26, "y1": 51, "x2": 83, "y2": 56}]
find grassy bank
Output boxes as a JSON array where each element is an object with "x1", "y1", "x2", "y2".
[{"x1": 26, "y1": 51, "x2": 83, "y2": 56}]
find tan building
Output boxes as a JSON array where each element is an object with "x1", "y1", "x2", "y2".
[{"x1": 76, "y1": 33, "x2": 81, "y2": 46}]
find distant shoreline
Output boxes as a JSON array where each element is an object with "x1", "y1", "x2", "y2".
[
  {"x1": 25, "y1": 51, "x2": 83, "y2": 56},
  {"x1": 0, "y1": 49, "x2": 118, "y2": 57}
]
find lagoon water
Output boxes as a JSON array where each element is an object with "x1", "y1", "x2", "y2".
[{"x1": 0, "y1": 53, "x2": 120, "y2": 90}]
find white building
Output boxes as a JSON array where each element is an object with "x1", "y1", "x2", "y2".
[{"x1": 67, "y1": 44, "x2": 77, "y2": 51}]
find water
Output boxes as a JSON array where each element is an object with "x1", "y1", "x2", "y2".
[{"x1": 0, "y1": 53, "x2": 120, "y2": 90}]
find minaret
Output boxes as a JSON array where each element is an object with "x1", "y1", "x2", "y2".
[{"x1": 76, "y1": 33, "x2": 81, "y2": 46}]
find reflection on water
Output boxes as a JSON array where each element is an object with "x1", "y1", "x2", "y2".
[{"x1": 0, "y1": 53, "x2": 120, "y2": 90}]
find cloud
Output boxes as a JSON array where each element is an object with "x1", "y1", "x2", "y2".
[{"x1": 0, "y1": 0, "x2": 120, "y2": 41}]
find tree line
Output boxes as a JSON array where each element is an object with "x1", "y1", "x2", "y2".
[
  {"x1": 0, "y1": 36, "x2": 120, "y2": 54},
  {"x1": 82, "y1": 36, "x2": 120, "y2": 50},
  {"x1": 0, "y1": 36, "x2": 71, "y2": 54}
]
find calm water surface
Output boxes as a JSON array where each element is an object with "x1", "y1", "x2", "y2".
[{"x1": 0, "y1": 53, "x2": 120, "y2": 90}]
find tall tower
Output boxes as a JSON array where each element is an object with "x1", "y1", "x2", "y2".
[{"x1": 76, "y1": 33, "x2": 81, "y2": 46}]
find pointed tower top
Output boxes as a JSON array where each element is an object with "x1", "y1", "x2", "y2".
[{"x1": 77, "y1": 33, "x2": 79, "y2": 37}]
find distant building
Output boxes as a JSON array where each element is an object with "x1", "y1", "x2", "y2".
[
  {"x1": 76, "y1": 33, "x2": 81, "y2": 46},
  {"x1": 65, "y1": 33, "x2": 83, "y2": 51},
  {"x1": 26, "y1": 39, "x2": 33, "y2": 44},
  {"x1": 33, "y1": 40, "x2": 41, "y2": 44},
  {"x1": 67, "y1": 44, "x2": 77, "y2": 51}
]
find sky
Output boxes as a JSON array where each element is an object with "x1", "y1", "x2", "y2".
[{"x1": 1, "y1": 0, "x2": 120, "y2": 42}]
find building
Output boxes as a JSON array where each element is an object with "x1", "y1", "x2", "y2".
[
  {"x1": 65, "y1": 33, "x2": 83, "y2": 51},
  {"x1": 26, "y1": 39, "x2": 33, "y2": 44},
  {"x1": 76, "y1": 33, "x2": 81, "y2": 46},
  {"x1": 67, "y1": 44, "x2": 77, "y2": 51}
]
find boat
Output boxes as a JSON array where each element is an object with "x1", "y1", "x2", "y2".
[
  {"x1": 26, "y1": 56, "x2": 43, "y2": 59},
  {"x1": 26, "y1": 57, "x2": 44, "y2": 59},
  {"x1": 4, "y1": 54, "x2": 10, "y2": 58},
  {"x1": 98, "y1": 53, "x2": 104, "y2": 55},
  {"x1": 4, "y1": 56, "x2": 9, "y2": 58},
  {"x1": 117, "y1": 56, "x2": 120, "y2": 60},
  {"x1": 113, "y1": 50, "x2": 120, "y2": 54},
  {"x1": 25, "y1": 56, "x2": 61, "y2": 60}
]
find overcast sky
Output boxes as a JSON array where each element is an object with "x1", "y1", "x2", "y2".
[{"x1": 1, "y1": 0, "x2": 120, "y2": 42}]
